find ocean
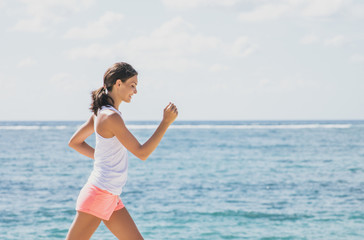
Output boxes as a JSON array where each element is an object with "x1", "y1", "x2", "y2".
[{"x1": 0, "y1": 120, "x2": 363, "y2": 239}]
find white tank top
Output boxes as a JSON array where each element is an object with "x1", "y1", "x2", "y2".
[{"x1": 87, "y1": 106, "x2": 128, "y2": 196}]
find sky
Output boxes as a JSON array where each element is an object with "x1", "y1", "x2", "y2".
[{"x1": 0, "y1": 0, "x2": 363, "y2": 121}]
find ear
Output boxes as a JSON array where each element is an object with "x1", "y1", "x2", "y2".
[{"x1": 115, "y1": 79, "x2": 122, "y2": 87}]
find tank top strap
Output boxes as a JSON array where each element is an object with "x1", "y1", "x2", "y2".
[{"x1": 100, "y1": 105, "x2": 122, "y2": 116}]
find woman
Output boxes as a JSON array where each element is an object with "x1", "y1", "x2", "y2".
[{"x1": 66, "y1": 62, "x2": 178, "y2": 240}]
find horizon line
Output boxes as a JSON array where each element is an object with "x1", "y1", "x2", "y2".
[{"x1": 0, "y1": 119, "x2": 364, "y2": 122}]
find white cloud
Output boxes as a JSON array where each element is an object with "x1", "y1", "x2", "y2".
[
  {"x1": 49, "y1": 72, "x2": 85, "y2": 92},
  {"x1": 63, "y1": 11, "x2": 123, "y2": 39},
  {"x1": 255, "y1": 76, "x2": 320, "y2": 93},
  {"x1": 141, "y1": 17, "x2": 220, "y2": 56},
  {"x1": 300, "y1": 33, "x2": 319, "y2": 45},
  {"x1": 162, "y1": 0, "x2": 239, "y2": 8},
  {"x1": 152, "y1": 16, "x2": 194, "y2": 35},
  {"x1": 324, "y1": 35, "x2": 346, "y2": 47},
  {"x1": 0, "y1": 74, "x2": 17, "y2": 99},
  {"x1": 228, "y1": 36, "x2": 258, "y2": 57},
  {"x1": 238, "y1": 0, "x2": 357, "y2": 22},
  {"x1": 0, "y1": 0, "x2": 6, "y2": 9},
  {"x1": 13, "y1": 15, "x2": 51, "y2": 32},
  {"x1": 349, "y1": 3, "x2": 364, "y2": 18},
  {"x1": 238, "y1": 3, "x2": 294, "y2": 22},
  {"x1": 12, "y1": 0, "x2": 95, "y2": 32},
  {"x1": 258, "y1": 78, "x2": 272, "y2": 87},
  {"x1": 67, "y1": 17, "x2": 223, "y2": 71},
  {"x1": 209, "y1": 64, "x2": 230, "y2": 72},
  {"x1": 17, "y1": 57, "x2": 38, "y2": 67},
  {"x1": 300, "y1": 33, "x2": 350, "y2": 47},
  {"x1": 302, "y1": 0, "x2": 345, "y2": 17},
  {"x1": 67, "y1": 43, "x2": 114, "y2": 59},
  {"x1": 67, "y1": 17, "x2": 259, "y2": 71},
  {"x1": 350, "y1": 54, "x2": 364, "y2": 63}
]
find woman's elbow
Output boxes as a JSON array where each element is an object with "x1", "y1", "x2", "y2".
[
  {"x1": 134, "y1": 145, "x2": 148, "y2": 161},
  {"x1": 138, "y1": 154, "x2": 148, "y2": 161},
  {"x1": 68, "y1": 139, "x2": 76, "y2": 149},
  {"x1": 136, "y1": 151, "x2": 148, "y2": 161}
]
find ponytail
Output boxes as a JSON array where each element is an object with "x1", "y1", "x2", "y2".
[
  {"x1": 90, "y1": 86, "x2": 114, "y2": 115},
  {"x1": 90, "y1": 62, "x2": 137, "y2": 115}
]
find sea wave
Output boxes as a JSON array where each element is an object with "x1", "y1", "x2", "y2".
[
  {"x1": 127, "y1": 124, "x2": 352, "y2": 130},
  {"x1": 0, "y1": 126, "x2": 67, "y2": 130},
  {"x1": 201, "y1": 210, "x2": 314, "y2": 221},
  {"x1": 0, "y1": 124, "x2": 352, "y2": 130}
]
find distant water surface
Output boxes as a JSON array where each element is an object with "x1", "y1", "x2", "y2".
[{"x1": 0, "y1": 120, "x2": 363, "y2": 239}]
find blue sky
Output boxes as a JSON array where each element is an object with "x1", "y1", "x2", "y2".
[{"x1": 0, "y1": 0, "x2": 363, "y2": 121}]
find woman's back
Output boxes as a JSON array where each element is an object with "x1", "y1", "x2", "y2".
[{"x1": 88, "y1": 105, "x2": 128, "y2": 196}]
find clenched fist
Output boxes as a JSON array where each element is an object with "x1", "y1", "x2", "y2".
[{"x1": 163, "y1": 102, "x2": 178, "y2": 125}]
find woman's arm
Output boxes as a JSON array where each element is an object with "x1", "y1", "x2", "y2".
[
  {"x1": 110, "y1": 103, "x2": 178, "y2": 161},
  {"x1": 68, "y1": 114, "x2": 96, "y2": 159}
]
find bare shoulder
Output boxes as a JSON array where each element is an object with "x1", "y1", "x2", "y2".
[
  {"x1": 97, "y1": 110, "x2": 125, "y2": 130},
  {"x1": 106, "y1": 111, "x2": 125, "y2": 126},
  {"x1": 98, "y1": 109, "x2": 120, "y2": 121}
]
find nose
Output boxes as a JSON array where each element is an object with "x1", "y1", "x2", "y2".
[{"x1": 134, "y1": 88, "x2": 137, "y2": 94}]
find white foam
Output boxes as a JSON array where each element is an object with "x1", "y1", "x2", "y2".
[
  {"x1": 126, "y1": 125, "x2": 159, "y2": 129},
  {"x1": 126, "y1": 124, "x2": 352, "y2": 130},
  {"x1": 0, "y1": 126, "x2": 40, "y2": 130},
  {"x1": 0, "y1": 125, "x2": 68, "y2": 130},
  {"x1": 0, "y1": 124, "x2": 352, "y2": 130}
]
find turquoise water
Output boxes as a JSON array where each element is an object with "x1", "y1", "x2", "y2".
[{"x1": 0, "y1": 120, "x2": 364, "y2": 239}]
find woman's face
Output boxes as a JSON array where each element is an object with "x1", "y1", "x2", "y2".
[{"x1": 118, "y1": 75, "x2": 138, "y2": 103}]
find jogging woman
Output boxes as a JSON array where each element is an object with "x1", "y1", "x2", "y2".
[{"x1": 66, "y1": 62, "x2": 178, "y2": 240}]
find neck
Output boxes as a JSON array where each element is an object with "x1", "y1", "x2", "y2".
[
  {"x1": 108, "y1": 92, "x2": 122, "y2": 110},
  {"x1": 113, "y1": 100, "x2": 121, "y2": 110}
]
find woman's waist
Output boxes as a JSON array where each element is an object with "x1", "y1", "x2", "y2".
[
  {"x1": 92, "y1": 160, "x2": 128, "y2": 174},
  {"x1": 87, "y1": 177, "x2": 126, "y2": 196},
  {"x1": 94, "y1": 146, "x2": 127, "y2": 159}
]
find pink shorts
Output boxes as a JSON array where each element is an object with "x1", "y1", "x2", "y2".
[{"x1": 76, "y1": 182, "x2": 125, "y2": 221}]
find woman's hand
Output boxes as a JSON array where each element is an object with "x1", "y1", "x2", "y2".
[{"x1": 163, "y1": 102, "x2": 178, "y2": 125}]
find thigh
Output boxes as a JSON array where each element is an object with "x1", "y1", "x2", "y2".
[
  {"x1": 66, "y1": 211, "x2": 102, "y2": 240},
  {"x1": 103, "y1": 207, "x2": 143, "y2": 240}
]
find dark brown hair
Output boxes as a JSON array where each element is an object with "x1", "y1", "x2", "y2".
[{"x1": 90, "y1": 62, "x2": 138, "y2": 115}]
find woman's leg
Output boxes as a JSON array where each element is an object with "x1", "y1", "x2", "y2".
[
  {"x1": 103, "y1": 207, "x2": 143, "y2": 240},
  {"x1": 66, "y1": 211, "x2": 102, "y2": 240}
]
